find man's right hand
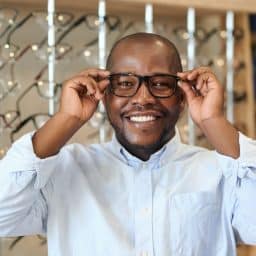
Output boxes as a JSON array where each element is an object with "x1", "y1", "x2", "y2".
[
  {"x1": 59, "y1": 68, "x2": 110, "y2": 125},
  {"x1": 32, "y1": 68, "x2": 110, "y2": 159}
]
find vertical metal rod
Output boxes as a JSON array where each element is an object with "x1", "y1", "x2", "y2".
[
  {"x1": 145, "y1": 4, "x2": 154, "y2": 33},
  {"x1": 187, "y1": 7, "x2": 196, "y2": 145},
  {"x1": 226, "y1": 11, "x2": 234, "y2": 123},
  {"x1": 98, "y1": 0, "x2": 106, "y2": 142},
  {"x1": 48, "y1": 0, "x2": 55, "y2": 115}
]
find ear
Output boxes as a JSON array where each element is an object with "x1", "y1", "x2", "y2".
[
  {"x1": 101, "y1": 93, "x2": 107, "y2": 108},
  {"x1": 178, "y1": 88, "x2": 186, "y2": 113}
]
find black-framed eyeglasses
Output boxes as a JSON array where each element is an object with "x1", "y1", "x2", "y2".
[{"x1": 108, "y1": 73, "x2": 180, "y2": 98}]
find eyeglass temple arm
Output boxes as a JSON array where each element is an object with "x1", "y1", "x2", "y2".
[
  {"x1": 13, "y1": 34, "x2": 48, "y2": 62},
  {"x1": 108, "y1": 16, "x2": 121, "y2": 30},
  {"x1": 197, "y1": 27, "x2": 219, "y2": 48},
  {"x1": 83, "y1": 37, "x2": 98, "y2": 47},
  {"x1": 0, "y1": 25, "x2": 12, "y2": 39},
  {"x1": 6, "y1": 13, "x2": 33, "y2": 45},
  {"x1": 0, "y1": 114, "x2": 9, "y2": 127},
  {"x1": 10, "y1": 112, "x2": 52, "y2": 142},
  {"x1": 0, "y1": 7, "x2": 19, "y2": 39},
  {"x1": 55, "y1": 15, "x2": 86, "y2": 45},
  {"x1": 118, "y1": 21, "x2": 134, "y2": 38},
  {"x1": 11, "y1": 115, "x2": 32, "y2": 135},
  {"x1": 15, "y1": 83, "x2": 37, "y2": 113}
]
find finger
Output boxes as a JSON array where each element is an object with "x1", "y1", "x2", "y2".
[
  {"x1": 178, "y1": 80, "x2": 199, "y2": 104},
  {"x1": 94, "y1": 81, "x2": 108, "y2": 100},
  {"x1": 196, "y1": 75, "x2": 204, "y2": 91},
  {"x1": 69, "y1": 75, "x2": 97, "y2": 96},
  {"x1": 200, "y1": 81, "x2": 209, "y2": 97},
  {"x1": 177, "y1": 70, "x2": 193, "y2": 80},
  {"x1": 187, "y1": 67, "x2": 213, "y2": 80},
  {"x1": 98, "y1": 79, "x2": 110, "y2": 93},
  {"x1": 79, "y1": 68, "x2": 110, "y2": 80}
]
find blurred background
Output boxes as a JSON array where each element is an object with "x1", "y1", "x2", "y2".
[{"x1": 0, "y1": 0, "x2": 256, "y2": 255}]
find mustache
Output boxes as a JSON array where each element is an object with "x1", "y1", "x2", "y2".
[{"x1": 122, "y1": 103, "x2": 166, "y2": 115}]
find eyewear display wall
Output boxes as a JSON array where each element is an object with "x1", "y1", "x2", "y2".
[
  {"x1": 0, "y1": 2, "x2": 255, "y2": 256},
  {"x1": 0, "y1": 5, "x2": 253, "y2": 158}
]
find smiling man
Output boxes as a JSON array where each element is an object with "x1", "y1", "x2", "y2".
[
  {"x1": 0, "y1": 33, "x2": 256, "y2": 256},
  {"x1": 104, "y1": 34, "x2": 184, "y2": 160}
]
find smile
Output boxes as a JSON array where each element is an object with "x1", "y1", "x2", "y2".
[{"x1": 129, "y1": 115, "x2": 157, "y2": 122}]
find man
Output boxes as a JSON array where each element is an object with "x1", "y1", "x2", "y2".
[{"x1": 0, "y1": 33, "x2": 255, "y2": 256}]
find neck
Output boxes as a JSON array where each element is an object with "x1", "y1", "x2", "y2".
[
  {"x1": 124, "y1": 145, "x2": 158, "y2": 161},
  {"x1": 117, "y1": 131, "x2": 175, "y2": 161}
]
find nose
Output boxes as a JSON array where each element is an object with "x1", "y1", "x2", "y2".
[{"x1": 130, "y1": 80, "x2": 156, "y2": 105}]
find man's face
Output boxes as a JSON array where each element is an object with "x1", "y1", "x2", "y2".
[{"x1": 104, "y1": 39, "x2": 183, "y2": 153}]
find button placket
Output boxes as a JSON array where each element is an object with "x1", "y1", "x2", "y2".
[{"x1": 134, "y1": 163, "x2": 154, "y2": 256}]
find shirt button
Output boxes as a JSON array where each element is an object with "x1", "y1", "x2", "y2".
[
  {"x1": 141, "y1": 163, "x2": 147, "y2": 169},
  {"x1": 141, "y1": 207, "x2": 150, "y2": 217}
]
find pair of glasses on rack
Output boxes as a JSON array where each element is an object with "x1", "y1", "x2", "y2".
[
  {"x1": 1, "y1": 11, "x2": 74, "y2": 61},
  {"x1": 54, "y1": 14, "x2": 121, "y2": 63},
  {"x1": 0, "y1": 7, "x2": 18, "y2": 39},
  {"x1": 10, "y1": 113, "x2": 52, "y2": 142},
  {"x1": 0, "y1": 61, "x2": 19, "y2": 102},
  {"x1": 2, "y1": 68, "x2": 60, "y2": 141},
  {"x1": 1, "y1": 60, "x2": 63, "y2": 131},
  {"x1": 108, "y1": 73, "x2": 180, "y2": 98},
  {"x1": 0, "y1": 113, "x2": 12, "y2": 129},
  {"x1": 0, "y1": 79, "x2": 18, "y2": 102},
  {"x1": 55, "y1": 14, "x2": 121, "y2": 45},
  {"x1": 0, "y1": 37, "x2": 71, "y2": 103},
  {"x1": 173, "y1": 26, "x2": 244, "y2": 42},
  {"x1": 0, "y1": 35, "x2": 49, "y2": 70}
]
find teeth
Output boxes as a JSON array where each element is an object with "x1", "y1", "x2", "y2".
[{"x1": 129, "y1": 115, "x2": 156, "y2": 122}]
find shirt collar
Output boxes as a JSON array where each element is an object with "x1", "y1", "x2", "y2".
[{"x1": 111, "y1": 127, "x2": 181, "y2": 169}]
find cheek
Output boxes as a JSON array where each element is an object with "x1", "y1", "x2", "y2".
[
  {"x1": 105, "y1": 96, "x2": 127, "y2": 123},
  {"x1": 162, "y1": 97, "x2": 182, "y2": 115}
]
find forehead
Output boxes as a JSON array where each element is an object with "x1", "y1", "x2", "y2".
[{"x1": 109, "y1": 39, "x2": 179, "y2": 73}]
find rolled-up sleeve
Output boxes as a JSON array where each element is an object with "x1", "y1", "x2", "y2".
[
  {"x1": 0, "y1": 133, "x2": 59, "y2": 236},
  {"x1": 216, "y1": 132, "x2": 256, "y2": 245}
]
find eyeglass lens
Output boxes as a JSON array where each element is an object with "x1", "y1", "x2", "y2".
[{"x1": 109, "y1": 74, "x2": 177, "y2": 97}]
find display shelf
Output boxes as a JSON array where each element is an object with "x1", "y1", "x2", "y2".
[{"x1": 2, "y1": 0, "x2": 256, "y2": 13}]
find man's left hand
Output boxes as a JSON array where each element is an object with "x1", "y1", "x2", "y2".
[{"x1": 177, "y1": 67, "x2": 224, "y2": 129}]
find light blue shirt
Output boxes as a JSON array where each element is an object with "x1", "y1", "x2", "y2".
[{"x1": 0, "y1": 131, "x2": 256, "y2": 256}]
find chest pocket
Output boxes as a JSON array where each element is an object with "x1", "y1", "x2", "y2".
[{"x1": 169, "y1": 192, "x2": 221, "y2": 256}]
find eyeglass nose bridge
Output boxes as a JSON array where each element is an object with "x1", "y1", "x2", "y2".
[
  {"x1": 137, "y1": 75, "x2": 150, "y2": 86},
  {"x1": 135, "y1": 75, "x2": 155, "y2": 98}
]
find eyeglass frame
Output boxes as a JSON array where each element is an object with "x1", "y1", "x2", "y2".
[
  {"x1": 2, "y1": 56, "x2": 64, "y2": 129},
  {"x1": 56, "y1": 14, "x2": 121, "y2": 46},
  {"x1": 0, "y1": 7, "x2": 19, "y2": 39},
  {"x1": 31, "y1": 11, "x2": 74, "y2": 28},
  {"x1": 10, "y1": 112, "x2": 52, "y2": 142},
  {"x1": 0, "y1": 113, "x2": 11, "y2": 128},
  {"x1": 108, "y1": 72, "x2": 180, "y2": 98}
]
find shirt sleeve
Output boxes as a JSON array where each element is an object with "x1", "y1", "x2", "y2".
[
  {"x1": 0, "y1": 132, "x2": 60, "y2": 236},
  {"x1": 216, "y1": 132, "x2": 256, "y2": 245}
]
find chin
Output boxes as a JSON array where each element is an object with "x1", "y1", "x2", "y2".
[{"x1": 124, "y1": 133, "x2": 164, "y2": 150}]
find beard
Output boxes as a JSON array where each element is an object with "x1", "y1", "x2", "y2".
[{"x1": 106, "y1": 112, "x2": 176, "y2": 158}]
